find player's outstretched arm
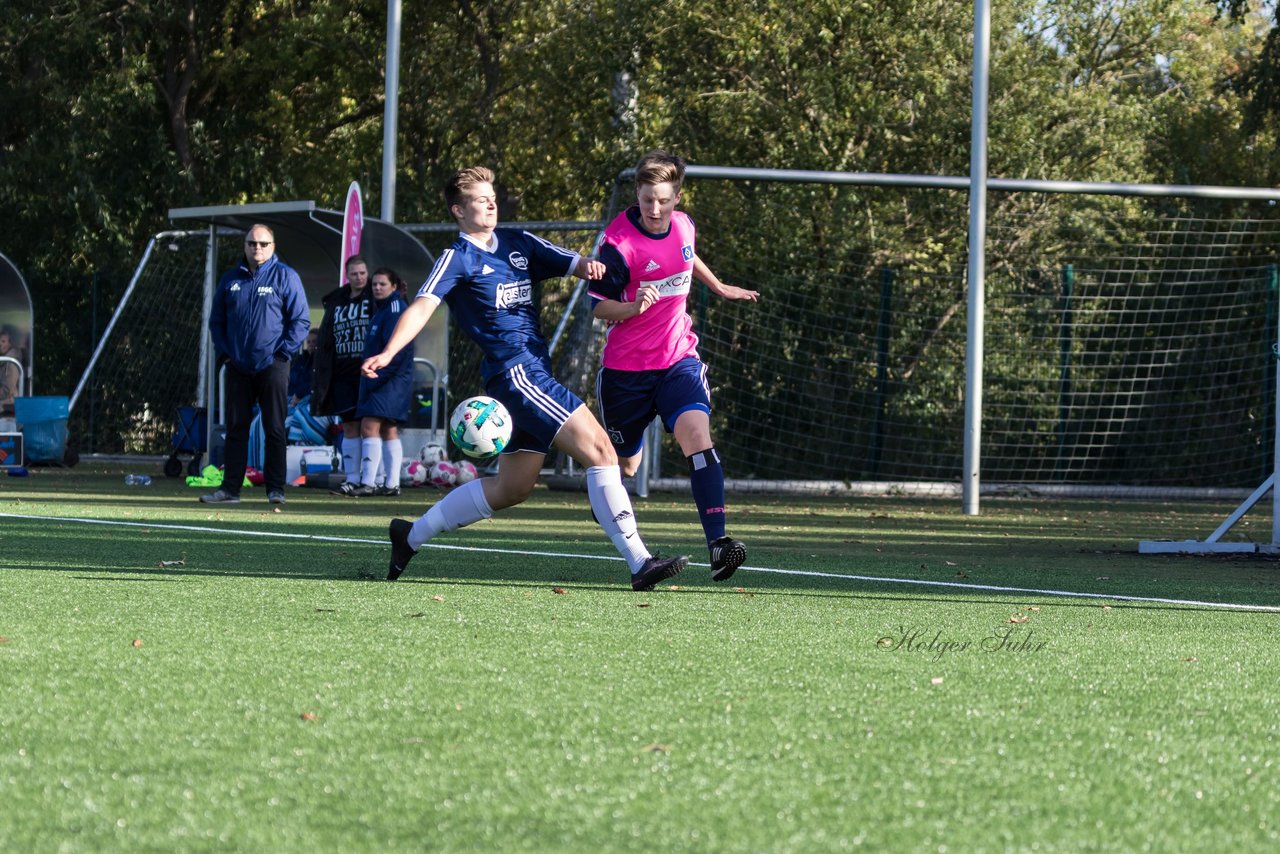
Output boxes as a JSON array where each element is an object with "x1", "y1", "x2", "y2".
[
  {"x1": 362, "y1": 296, "x2": 437, "y2": 378},
  {"x1": 693, "y1": 255, "x2": 759, "y2": 302},
  {"x1": 575, "y1": 257, "x2": 605, "y2": 281}
]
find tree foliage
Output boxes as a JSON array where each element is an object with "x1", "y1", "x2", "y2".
[{"x1": 1, "y1": 0, "x2": 1278, "y2": 398}]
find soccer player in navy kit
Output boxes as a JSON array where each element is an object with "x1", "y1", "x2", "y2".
[
  {"x1": 362, "y1": 166, "x2": 688, "y2": 590},
  {"x1": 350, "y1": 268, "x2": 414, "y2": 496}
]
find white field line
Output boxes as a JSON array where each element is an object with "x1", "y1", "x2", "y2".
[{"x1": 3, "y1": 512, "x2": 1279, "y2": 613}]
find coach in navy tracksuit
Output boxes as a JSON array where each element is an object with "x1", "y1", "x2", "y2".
[{"x1": 204, "y1": 223, "x2": 310, "y2": 505}]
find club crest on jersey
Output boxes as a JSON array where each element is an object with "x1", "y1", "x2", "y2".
[
  {"x1": 495, "y1": 280, "x2": 533, "y2": 308},
  {"x1": 681, "y1": 244, "x2": 694, "y2": 262},
  {"x1": 508, "y1": 252, "x2": 529, "y2": 271}
]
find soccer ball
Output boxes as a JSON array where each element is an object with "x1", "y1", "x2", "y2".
[
  {"x1": 449, "y1": 396, "x2": 512, "y2": 459},
  {"x1": 405, "y1": 459, "x2": 431, "y2": 487},
  {"x1": 455, "y1": 460, "x2": 478, "y2": 484},
  {"x1": 428, "y1": 459, "x2": 460, "y2": 489},
  {"x1": 419, "y1": 442, "x2": 447, "y2": 464}
]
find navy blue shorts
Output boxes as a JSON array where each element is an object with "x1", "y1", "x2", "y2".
[
  {"x1": 485, "y1": 357, "x2": 584, "y2": 455},
  {"x1": 595, "y1": 356, "x2": 711, "y2": 457}
]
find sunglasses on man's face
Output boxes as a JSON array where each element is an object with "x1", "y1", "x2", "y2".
[{"x1": 245, "y1": 240, "x2": 273, "y2": 248}]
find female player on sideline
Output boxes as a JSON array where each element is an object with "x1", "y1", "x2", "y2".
[
  {"x1": 589, "y1": 150, "x2": 759, "y2": 581},
  {"x1": 347, "y1": 267, "x2": 414, "y2": 496},
  {"x1": 361, "y1": 166, "x2": 688, "y2": 590}
]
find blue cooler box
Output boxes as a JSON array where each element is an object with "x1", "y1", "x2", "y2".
[{"x1": 14, "y1": 396, "x2": 69, "y2": 464}]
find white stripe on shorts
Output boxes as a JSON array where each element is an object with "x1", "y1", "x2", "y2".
[{"x1": 510, "y1": 362, "x2": 574, "y2": 423}]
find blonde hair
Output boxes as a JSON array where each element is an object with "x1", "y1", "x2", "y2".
[{"x1": 444, "y1": 166, "x2": 496, "y2": 216}]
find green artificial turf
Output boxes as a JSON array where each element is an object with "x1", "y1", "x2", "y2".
[{"x1": 1, "y1": 466, "x2": 1278, "y2": 851}]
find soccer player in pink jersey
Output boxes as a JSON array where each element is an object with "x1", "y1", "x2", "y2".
[{"x1": 589, "y1": 150, "x2": 760, "y2": 581}]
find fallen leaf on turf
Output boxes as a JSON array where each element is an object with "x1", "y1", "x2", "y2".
[
  {"x1": 667, "y1": 585, "x2": 682, "y2": 591},
  {"x1": 158, "y1": 559, "x2": 185, "y2": 567},
  {"x1": 945, "y1": 561, "x2": 957, "y2": 567},
  {"x1": 1029, "y1": 607, "x2": 1041, "y2": 612},
  {"x1": 1101, "y1": 605, "x2": 1112, "y2": 610},
  {"x1": 552, "y1": 587, "x2": 567, "y2": 595},
  {"x1": 1185, "y1": 657, "x2": 1198, "y2": 663},
  {"x1": 931, "y1": 677, "x2": 944, "y2": 685},
  {"x1": 131, "y1": 638, "x2": 143, "y2": 648},
  {"x1": 1009, "y1": 616, "x2": 1029, "y2": 624},
  {"x1": 272, "y1": 507, "x2": 282, "y2": 514},
  {"x1": 315, "y1": 608, "x2": 336, "y2": 613},
  {"x1": 955, "y1": 571, "x2": 967, "y2": 578},
  {"x1": 431, "y1": 595, "x2": 444, "y2": 602},
  {"x1": 636, "y1": 603, "x2": 651, "y2": 608},
  {"x1": 640, "y1": 743, "x2": 670, "y2": 753},
  {"x1": 0, "y1": 636, "x2": 8, "y2": 644},
  {"x1": 1096, "y1": 576, "x2": 1110, "y2": 581},
  {"x1": 407, "y1": 612, "x2": 426, "y2": 618},
  {"x1": 734, "y1": 587, "x2": 746, "y2": 593},
  {"x1": 300, "y1": 712, "x2": 317, "y2": 721}
]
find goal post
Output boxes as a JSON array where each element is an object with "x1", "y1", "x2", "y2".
[
  {"x1": 561, "y1": 165, "x2": 1280, "y2": 513},
  {"x1": 1138, "y1": 291, "x2": 1280, "y2": 555}
]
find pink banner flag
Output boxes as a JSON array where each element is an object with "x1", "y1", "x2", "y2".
[{"x1": 340, "y1": 181, "x2": 363, "y2": 286}]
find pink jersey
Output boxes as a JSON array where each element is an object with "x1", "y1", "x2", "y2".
[{"x1": 592, "y1": 209, "x2": 700, "y2": 371}]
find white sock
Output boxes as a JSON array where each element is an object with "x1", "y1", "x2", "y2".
[
  {"x1": 360, "y1": 438, "x2": 382, "y2": 488},
  {"x1": 341, "y1": 440, "x2": 357, "y2": 481},
  {"x1": 586, "y1": 465, "x2": 649, "y2": 573},
  {"x1": 408, "y1": 479, "x2": 493, "y2": 550},
  {"x1": 384, "y1": 438, "x2": 404, "y2": 488}
]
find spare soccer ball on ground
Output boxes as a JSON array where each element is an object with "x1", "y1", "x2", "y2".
[
  {"x1": 405, "y1": 459, "x2": 431, "y2": 487},
  {"x1": 419, "y1": 442, "x2": 447, "y2": 464},
  {"x1": 429, "y1": 459, "x2": 460, "y2": 489},
  {"x1": 455, "y1": 460, "x2": 478, "y2": 484},
  {"x1": 449, "y1": 396, "x2": 512, "y2": 459}
]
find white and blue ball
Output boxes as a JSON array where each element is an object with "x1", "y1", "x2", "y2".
[{"x1": 449, "y1": 396, "x2": 512, "y2": 459}]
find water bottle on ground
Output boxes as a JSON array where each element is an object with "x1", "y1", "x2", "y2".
[{"x1": 124, "y1": 474, "x2": 152, "y2": 486}]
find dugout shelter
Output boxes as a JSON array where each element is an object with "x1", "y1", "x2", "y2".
[
  {"x1": 167, "y1": 201, "x2": 446, "y2": 457},
  {"x1": 0, "y1": 251, "x2": 34, "y2": 403}
]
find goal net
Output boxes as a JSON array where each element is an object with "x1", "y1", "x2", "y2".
[
  {"x1": 560, "y1": 173, "x2": 1280, "y2": 496},
  {"x1": 70, "y1": 231, "x2": 211, "y2": 455}
]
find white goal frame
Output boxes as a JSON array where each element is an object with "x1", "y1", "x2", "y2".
[{"x1": 1138, "y1": 333, "x2": 1280, "y2": 555}]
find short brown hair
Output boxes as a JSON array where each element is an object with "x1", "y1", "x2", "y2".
[
  {"x1": 345, "y1": 254, "x2": 367, "y2": 271},
  {"x1": 634, "y1": 150, "x2": 686, "y2": 192},
  {"x1": 444, "y1": 166, "x2": 495, "y2": 216}
]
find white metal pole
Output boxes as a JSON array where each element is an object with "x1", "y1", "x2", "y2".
[
  {"x1": 963, "y1": 0, "x2": 991, "y2": 516},
  {"x1": 381, "y1": 0, "x2": 402, "y2": 222},
  {"x1": 68, "y1": 237, "x2": 158, "y2": 412},
  {"x1": 203, "y1": 224, "x2": 218, "y2": 456},
  {"x1": 1273, "y1": 281, "x2": 1280, "y2": 545}
]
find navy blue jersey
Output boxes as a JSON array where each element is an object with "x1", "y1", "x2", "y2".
[
  {"x1": 416, "y1": 229, "x2": 579, "y2": 381},
  {"x1": 357, "y1": 294, "x2": 414, "y2": 423}
]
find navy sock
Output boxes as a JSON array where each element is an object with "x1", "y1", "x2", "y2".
[{"x1": 687, "y1": 447, "x2": 726, "y2": 544}]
